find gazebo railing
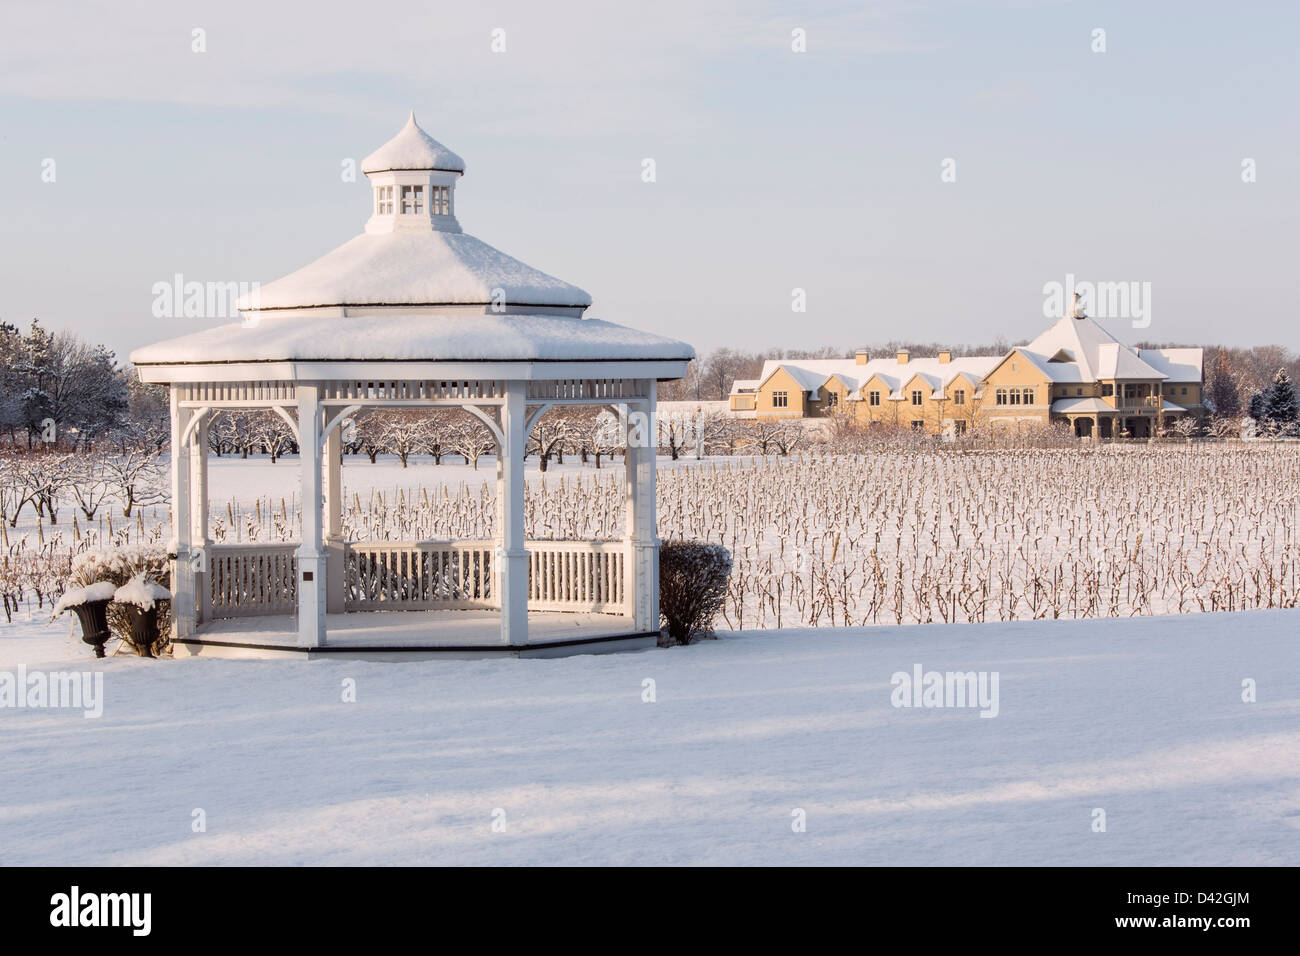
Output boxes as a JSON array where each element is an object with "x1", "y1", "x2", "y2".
[
  {"x1": 205, "y1": 540, "x2": 627, "y2": 619},
  {"x1": 208, "y1": 542, "x2": 299, "y2": 619},
  {"x1": 526, "y1": 540, "x2": 625, "y2": 612},
  {"x1": 344, "y1": 541, "x2": 496, "y2": 611}
]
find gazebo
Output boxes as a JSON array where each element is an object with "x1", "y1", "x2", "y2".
[{"x1": 131, "y1": 114, "x2": 693, "y2": 659}]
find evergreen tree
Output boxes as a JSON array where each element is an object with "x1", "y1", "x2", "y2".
[
  {"x1": 1265, "y1": 368, "x2": 1298, "y2": 427},
  {"x1": 1247, "y1": 390, "x2": 1267, "y2": 420},
  {"x1": 1206, "y1": 350, "x2": 1241, "y2": 418}
]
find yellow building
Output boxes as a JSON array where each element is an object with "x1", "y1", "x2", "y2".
[{"x1": 729, "y1": 314, "x2": 1203, "y2": 438}]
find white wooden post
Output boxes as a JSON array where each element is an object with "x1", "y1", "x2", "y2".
[
  {"x1": 169, "y1": 388, "x2": 196, "y2": 640},
  {"x1": 624, "y1": 383, "x2": 660, "y2": 631},
  {"x1": 498, "y1": 383, "x2": 528, "y2": 646},
  {"x1": 324, "y1": 421, "x2": 345, "y2": 613},
  {"x1": 622, "y1": 403, "x2": 639, "y2": 619},
  {"x1": 191, "y1": 416, "x2": 210, "y2": 624},
  {"x1": 297, "y1": 386, "x2": 326, "y2": 647},
  {"x1": 635, "y1": 383, "x2": 659, "y2": 631}
]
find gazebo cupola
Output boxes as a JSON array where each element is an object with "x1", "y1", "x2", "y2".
[{"x1": 361, "y1": 111, "x2": 465, "y2": 235}]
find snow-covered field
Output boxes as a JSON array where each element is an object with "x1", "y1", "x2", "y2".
[
  {"x1": 2, "y1": 608, "x2": 1297, "y2": 865},
  {"x1": 12, "y1": 444, "x2": 1300, "y2": 629}
]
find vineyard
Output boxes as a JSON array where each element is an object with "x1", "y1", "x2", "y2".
[{"x1": 3, "y1": 443, "x2": 1299, "y2": 628}]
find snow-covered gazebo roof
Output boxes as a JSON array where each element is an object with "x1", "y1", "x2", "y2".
[{"x1": 132, "y1": 113, "x2": 690, "y2": 374}]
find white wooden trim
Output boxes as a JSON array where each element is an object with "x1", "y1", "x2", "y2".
[
  {"x1": 271, "y1": 404, "x2": 300, "y2": 442},
  {"x1": 462, "y1": 403, "x2": 504, "y2": 446},
  {"x1": 320, "y1": 404, "x2": 362, "y2": 447},
  {"x1": 179, "y1": 405, "x2": 213, "y2": 449},
  {"x1": 525, "y1": 402, "x2": 554, "y2": 434}
]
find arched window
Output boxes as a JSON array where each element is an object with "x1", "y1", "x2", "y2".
[{"x1": 1022, "y1": 387, "x2": 1035, "y2": 405}]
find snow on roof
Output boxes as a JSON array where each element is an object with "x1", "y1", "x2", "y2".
[
  {"x1": 130, "y1": 313, "x2": 695, "y2": 365},
  {"x1": 1050, "y1": 397, "x2": 1114, "y2": 414},
  {"x1": 1162, "y1": 399, "x2": 1187, "y2": 411},
  {"x1": 1138, "y1": 347, "x2": 1203, "y2": 383},
  {"x1": 756, "y1": 355, "x2": 999, "y2": 399},
  {"x1": 236, "y1": 230, "x2": 592, "y2": 312},
  {"x1": 1022, "y1": 315, "x2": 1164, "y2": 382},
  {"x1": 729, "y1": 379, "x2": 760, "y2": 393},
  {"x1": 361, "y1": 112, "x2": 466, "y2": 174}
]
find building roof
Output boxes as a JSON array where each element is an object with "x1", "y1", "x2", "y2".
[
  {"x1": 1051, "y1": 397, "x2": 1114, "y2": 414},
  {"x1": 361, "y1": 112, "x2": 466, "y2": 174},
  {"x1": 236, "y1": 230, "x2": 592, "y2": 311},
  {"x1": 1137, "y1": 347, "x2": 1204, "y2": 383},
  {"x1": 1020, "y1": 315, "x2": 1170, "y2": 382},
  {"x1": 131, "y1": 313, "x2": 694, "y2": 365},
  {"x1": 726, "y1": 315, "x2": 1203, "y2": 407},
  {"x1": 749, "y1": 356, "x2": 999, "y2": 401}
]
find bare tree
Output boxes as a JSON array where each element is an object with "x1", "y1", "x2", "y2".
[
  {"x1": 449, "y1": 413, "x2": 496, "y2": 470},
  {"x1": 528, "y1": 411, "x2": 569, "y2": 472},
  {"x1": 67, "y1": 453, "x2": 113, "y2": 519},
  {"x1": 377, "y1": 410, "x2": 429, "y2": 468},
  {"x1": 103, "y1": 445, "x2": 166, "y2": 517}
]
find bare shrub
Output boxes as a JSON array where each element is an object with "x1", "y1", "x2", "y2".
[{"x1": 659, "y1": 542, "x2": 732, "y2": 645}]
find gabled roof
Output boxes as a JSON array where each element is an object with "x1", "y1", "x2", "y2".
[
  {"x1": 361, "y1": 112, "x2": 466, "y2": 174},
  {"x1": 753, "y1": 355, "x2": 1000, "y2": 401}
]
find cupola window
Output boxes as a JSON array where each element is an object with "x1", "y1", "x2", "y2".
[
  {"x1": 431, "y1": 185, "x2": 451, "y2": 215},
  {"x1": 400, "y1": 185, "x2": 425, "y2": 214},
  {"x1": 375, "y1": 185, "x2": 394, "y2": 215}
]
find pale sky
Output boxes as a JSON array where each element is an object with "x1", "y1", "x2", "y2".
[{"x1": 1, "y1": 0, "x2": 1296, "y2": 363}]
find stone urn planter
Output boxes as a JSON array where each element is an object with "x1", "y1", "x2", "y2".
[
  {"x1": 53, "y1": 582, "x2": 118, "y2": 658},
  {"x1": 113, "y1": 575, "x2": 172, "y2": 658}
]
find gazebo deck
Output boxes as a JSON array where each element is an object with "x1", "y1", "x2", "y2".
[{"x1": 173, "y1": 609, "x2": 658, "y2": 661}]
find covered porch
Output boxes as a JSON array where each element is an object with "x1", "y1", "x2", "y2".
[{"x1": 155, "y1": 372, "x2": 676, "y2": 659}]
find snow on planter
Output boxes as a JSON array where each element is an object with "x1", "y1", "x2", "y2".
[
  {"x1": 53, "y1": 582, "x2": 118, "y2": 615},
  {"x1": 113, "y1": 574, "x2": 172, "y2": 611}
]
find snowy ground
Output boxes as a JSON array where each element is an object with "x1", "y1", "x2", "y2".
[{"x1": 2, "y1": 608, "x2": 1297, "y2": 865}]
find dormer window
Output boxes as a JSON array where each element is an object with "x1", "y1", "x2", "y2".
[
  {"x1": 400, "y1": 185, "x2": 424, "y2": 214},
  {"x1": 375, "y1": 185, "x2": 394, "y2": 215},
  {"x1": 431, "y1": 185, "x2": 451, "y2": 216}
]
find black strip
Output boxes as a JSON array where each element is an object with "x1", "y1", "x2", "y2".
[
  {"x1": 135, "y1": 356, "x2": 689, "y2": 366},
  {"x1": 173, "y1": 631, "x2": 658, "y2": 653},
  {"x1": 244, "y1": 301, "x2": 587, "y2": 312}
]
